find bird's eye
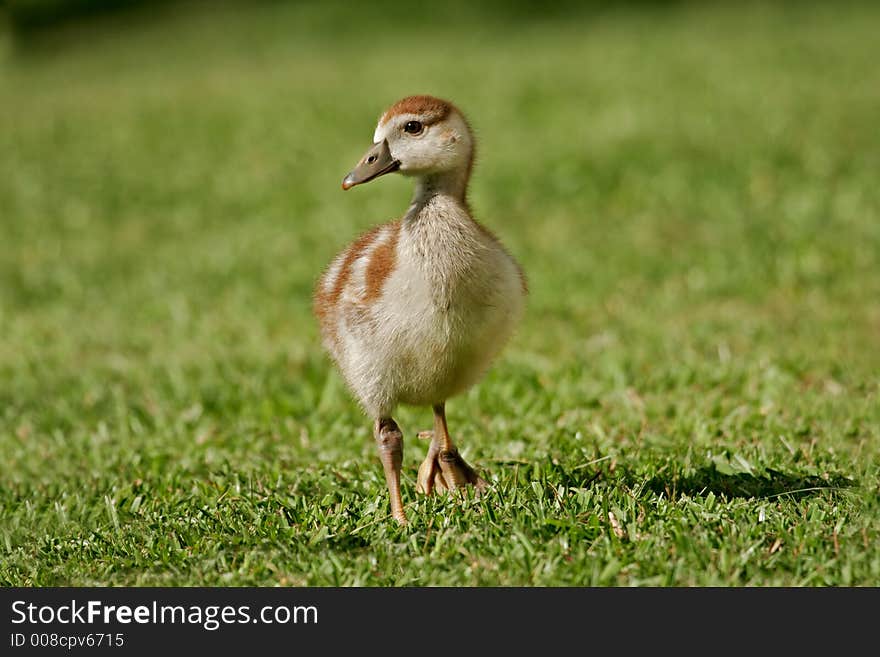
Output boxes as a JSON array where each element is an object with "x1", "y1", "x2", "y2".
[{"x1": 403, "y1": 120, "x2": 423, "y2": 135}]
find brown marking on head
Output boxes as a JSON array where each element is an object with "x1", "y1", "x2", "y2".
[
  {"x1": 379, "y1": 95, "x2": 453, "y2": 126},
  {"x1": 364, "y1": 221, "x2": 401, "y2": 303},
  {"x1": 379, "y1": 95, "x2": 477, "y2": 203}
]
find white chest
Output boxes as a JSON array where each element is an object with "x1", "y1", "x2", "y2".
[{"x1": 370, "y1": 200, "x2": 524, "y2": 373}]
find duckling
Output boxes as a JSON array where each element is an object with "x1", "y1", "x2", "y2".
[{"x1": 313, "y1": 95, "x2": 527, "y2": 523}]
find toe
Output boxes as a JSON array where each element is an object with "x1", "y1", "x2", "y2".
[{"x1": 417, "y1": 457, "x2": 436, "y2": 495}]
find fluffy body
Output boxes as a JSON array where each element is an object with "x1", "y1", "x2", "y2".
[{"x1": 315, "y1": 195, "x2": 525, "y2": 418}]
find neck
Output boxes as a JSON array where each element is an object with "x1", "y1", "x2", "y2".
[{"x1": 411, "y1": 168, "x2": 470, "y2": 208}]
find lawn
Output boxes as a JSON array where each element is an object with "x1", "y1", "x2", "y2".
[{"x1": 1, "y1": 0, "x2": 878, "y2": 586}]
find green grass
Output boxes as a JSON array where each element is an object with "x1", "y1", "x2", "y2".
[{"x1": 1, "y1": 0, "x2": 879, "y2": 586}]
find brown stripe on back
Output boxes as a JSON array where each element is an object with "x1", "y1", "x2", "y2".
[
  {"x1": 363, "y1": 221, "x2": 401, "y2": 302},
  {"x1": 313, "y1": 224, "x2": 385, "y2": 331},
  {"x1": 380, "y1": 95, "x2": 453, "y2": 126}
]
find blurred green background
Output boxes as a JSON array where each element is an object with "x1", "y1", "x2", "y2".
[{"x1": 1, "y1": 0, "x2": 878, "y2": 585}]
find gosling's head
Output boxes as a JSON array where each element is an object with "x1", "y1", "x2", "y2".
[{"x1": 342, "y1": 95, "x2": 474, "y2": 190}]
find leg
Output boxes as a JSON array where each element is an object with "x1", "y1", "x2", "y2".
[
  {"x1": 416, "y1": 402, "x2": 487, "y2": 495},
  {"x1": 375, "y1": 417, "x2": 406, "y2": 524}
]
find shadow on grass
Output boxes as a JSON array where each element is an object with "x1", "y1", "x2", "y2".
[{"x1": 644, "y1": 466, "x2": 854, "y2": 501}]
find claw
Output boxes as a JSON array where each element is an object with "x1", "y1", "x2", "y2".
[
  {"x1": 416, "y1": 404, "x2": 488, "y2": 501},
  {"x1": 417, "y1": 445, "x2": 487, "y2": 496}
]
